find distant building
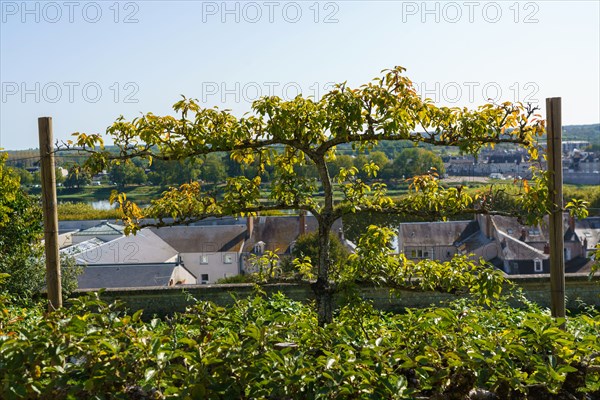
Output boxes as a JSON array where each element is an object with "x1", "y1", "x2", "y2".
[
  {"x1": 397, "y1": 214, "x2": 597, "y2": 274},
  {"x1": 77, "y1": 263, "x2": 195, "y2": 289},
  {"x1": 150, "y1": 225, "x2": 246, "y2": 284},
  {"x1": 562, "y1": 141, "x2": 590, "y2": 154},
  {"x1": 71, "y1": 221, "x2": 124, "y2": 245},
  {"x1": 60, "y1": 215, "x2": 353, "y2": 286}
]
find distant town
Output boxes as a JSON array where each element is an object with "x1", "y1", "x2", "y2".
[{"x1": 3, "y1": 124, "x2": 598, "y2": 290}]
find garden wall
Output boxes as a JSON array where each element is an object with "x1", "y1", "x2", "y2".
[{"x1": 73, "y1": 273, "x2": 599, "y2": 317}]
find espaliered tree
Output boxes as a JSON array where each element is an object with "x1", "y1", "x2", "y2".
[{"x1": 68, "y1": 67, "x2": 583, "y2": 325}]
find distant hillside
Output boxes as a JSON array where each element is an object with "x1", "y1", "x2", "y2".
[
  {"x1": 2, "y1": 124, "x2": 599, "y2": 166},
  {"x1": 563, "y1": 123, "x2": 600, "y2": 144}
]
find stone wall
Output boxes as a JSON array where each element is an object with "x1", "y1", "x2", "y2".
[{"x1": 72, "y1": 274, "x2": 599, "y2": 317}]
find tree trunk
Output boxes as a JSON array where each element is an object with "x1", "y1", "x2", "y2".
[
  {"x1": 309, "y1": 152, "x2": 336, "y2": 326},
  {"x1": 312, "y1": 218, "x2": 335, "y2": 326}
]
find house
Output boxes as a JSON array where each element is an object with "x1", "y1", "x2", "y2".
[
  {"x1": 397, "y1": 213, "x2": 598, "y2": 274},
  {"x1": 565, "y1": 216, "x2": 600, "y2": 259},
  {"x1": 63, "y1": 227, "x2": 196, "y2": 289},
  {"x1": 241, "y1": 213, "x2": 352, "y2": 273},
  {"x1": 474, "y1": 215, "x2": 547, "y2": 273},
  {"x1": 61, "y1": 214, "x2": 353, "y2": 286},
  {"x1": 398, "y1": 219, "x2": 497, "y2": 263},
  {"x1": 65, "y1": 228, "x2": 179, "y2": 265},
  {"x1": 150, "y1": 225, "x2": 246, "y2": 284},
  {"x1": 243, "y1": 213, "x2": 316, "y2": 255},
  {"x1": 70, "y1": 221, "x2": 124, "y2": 245},
  {"x1": 77, "y1": 263, "x2": 196, "y2": 289}
]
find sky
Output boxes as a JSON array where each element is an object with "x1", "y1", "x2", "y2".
[{"x1": 1, "y1": 0, "x2": 599, "y2": 150}]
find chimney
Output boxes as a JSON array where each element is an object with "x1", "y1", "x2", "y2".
[
  {"x1": 543, "y1": 242, "x2": 550, "y2": 254},
  {"x1": 246, "y1": 216, "x2": 254, "y2": 239},
  {"x1": 519, "y1": 228, "x2": 527, "y2": 242},
  {"x1": 299, "y1": 211, "x2": 306, "y2": 236},
  {"x1": 476, "y1": 214, "x2": 492, "y2": 239},
  {"x1": 568, "y1": 215, "x2": 575, "y2": 233}
]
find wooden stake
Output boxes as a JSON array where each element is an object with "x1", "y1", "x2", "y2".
[
  {"x1": 546, "y1": 98, "x2": 565, "y2": 319},
  {"x1": 38, "y1": 117, "x2": 62, "y2": 311}
]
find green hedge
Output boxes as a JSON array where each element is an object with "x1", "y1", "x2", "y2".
[{"x1": 1, "y1": 290, "x2": 599, "y2": 399}]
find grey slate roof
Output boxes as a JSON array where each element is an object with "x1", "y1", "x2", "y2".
[
  {"x1": 459, "y1": 230, "x2": 493, "y2": 253},
  {"x1": 77, "y1": 263, "x2": 179, "y2": 289},
  {"x1": 150, "y1": 225, "x2": 246, "y2": 253},
  {"x1": 498, "y1": 231, "x2": 548, "y2": 261},
  {"x1": 59, "y1": 220, "x2": 122, "y2": 234},
  {"x1": 73, "y1": 229, "x2": 179, "y2": 264},
  {"x1": 399, "y1": 220, "x2": 473, "y2": 246},
  {"x1": 574, "y1": 217, "x2": 600, "y2": 250},
  {"x1": 73, "y1": 221, "x2": 124, "y2": 237},
  {"x1": 490, "y1": 215, "x2": 549, "y2": 242},
  {"x1": 242, "y1": 215, "x2": 346, "y2": 254},
  {"x1": 61, "y1": 238, "x2": 105, "y2": 257}
]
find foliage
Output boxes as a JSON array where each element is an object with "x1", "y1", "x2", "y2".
[
  {"x1": 563, "y1": 184, "x2": 600, "y2": 213},
  {"x1": 57, "y1": 201, "x2": 122, "y2": 221},
  {"x1": 108, "y1": 161, "x2": 147, "y2": 188},
  {"x1": 386, "y1": 147, "x2": 446, "y2": 179},
  {"x1": 0, "y1": 153, "x2": 46, "y2": 298},
  {"x1": 59, "y1": 254, "x2": 85, "y2": 296},
  {"x1": 246, "y1": 250, "x2": 282, "y2": 283},
  {"x1": 591, "y1": 244, "x2": 600, "y2": 278},
  {"x1": 562, "y1": 123, "x2": 600, "y2": 145},
  {"x1": 64, "y1": 166, "x2": 91, "y2": 188},
  {"x1": 11, "y1": 167, "x2": 33, "y2": 186},
  {"x1": 147, "y1": 159, "x2": 202, "y2": 187},
  {"x1": 198, "y1": 153, "x2": 228, "y2": 185},
  {"x1": 69, "y1": 66, "x2": 554, "y2": 324},
  {"x1": 1, "y1": 292, "x2": 599, "y2": 399},
  {"x1": 290, "y1": 231, "x2": 350, "y2": 279},
  {"x1": 216, "y1": 274, "x2": 255, "y2": 284},
  {"x1": 0, "y1": 155, "x2": 83, "y2": 299}
]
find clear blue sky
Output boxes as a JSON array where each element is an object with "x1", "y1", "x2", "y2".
[{"x1": 1, "y1": 0, "x2": 599, "y2": 150}]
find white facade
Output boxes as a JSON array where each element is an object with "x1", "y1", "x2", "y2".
[{"x1": 179, "y1": 251, "x2": 240, "y2": 284}]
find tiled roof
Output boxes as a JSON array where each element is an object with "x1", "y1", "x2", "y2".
[
  {"x1": 77, "y1": 263, "x2": 179, "y2": 289},
  {"x1": 150, "y1": 225, "x2": 246, "y2": 253},
  {"x1": 74, "y1": 229, "x2": 178, "y2": 264},
  {"x1": 497, "y1": 231, "x2": 548, "y2": 261},
  {"x1": 574, "y1": 217, "x2": 600, "y2": 250},
  {"x1": 399, "y1": 220, "x2": 473, "y2": 246},
  {"x1": 60, "y1": 238, "x2": 105, "y2": 256},
  {"x1": 490, "y1": 215, "x2": 549, "y2": 242},
  {"x1": 73, "y1": 221, "x2": 124, "y2": 236},
  {"x1": 243, "y1": 215, "x2": 343, "y2": 254}
]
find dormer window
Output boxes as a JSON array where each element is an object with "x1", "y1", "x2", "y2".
[
  {"x1": 253, "y1": 241, "x2": 266, "y2": 255},
  {"x1": 534, "y1": 258, "x2": 543, "y2": 273}
]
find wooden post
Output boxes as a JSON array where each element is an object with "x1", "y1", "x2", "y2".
[
  {"x1": 38, "y1": 117, "x2": 62, "y2": 310},
  {"x1": 546, "y1": 98, "x2": 564, "y2": 319}
]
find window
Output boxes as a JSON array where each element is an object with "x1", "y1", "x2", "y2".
[
  {"x1": 511, "y1": 262, "x2": 519, "y2": 274},
  {"x1": 534, "y1": 259, "x2": 543, "y2": 273},
  {"x1": 200, "y1": 254, "x2": 208, "y2": 264},
  {"x1": 408, "y1": 247, "x2": 433, "y2": 259},
  {"x1": 200, "y1": 274, "x2": 209, "y2": 284},
  {"x1": 223, "y1": 254, "x2": 233, "y2": 264}
]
